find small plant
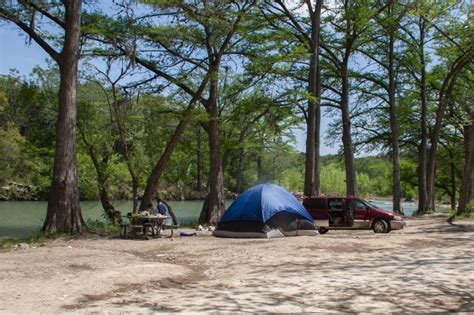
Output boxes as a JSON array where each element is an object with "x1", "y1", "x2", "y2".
[
  {"x1": 448, "y1": 207, "x2": 457, "y2": 217},
  {"x1": 131, "y1": 213, "x2": 141, "y2": 219}
]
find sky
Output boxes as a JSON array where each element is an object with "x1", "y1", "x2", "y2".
[{"x1": 0, "y1": 20, "x2": 339, "y2": 156}]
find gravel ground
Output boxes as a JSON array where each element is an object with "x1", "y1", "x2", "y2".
[{"x1": 0, "y1": 213, "x2": 473, "y2": 313}]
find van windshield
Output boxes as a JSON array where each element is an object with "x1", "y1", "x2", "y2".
[{"x1": 363, "y1": 200, "x2": 378, "y2": 209}]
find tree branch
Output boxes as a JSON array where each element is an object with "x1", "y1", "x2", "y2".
[
  {"x1": 0, "y1": 6, "x2": 60, "y2": 63},
  {"x1": 22, "y1": 1, "x2": 65, "y2": 28}
]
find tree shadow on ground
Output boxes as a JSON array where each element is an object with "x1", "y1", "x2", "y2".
[
  {"x1": 73, "y1": 218, "x2": 474, "y2": 313},
  {"x1": 124, "y1": 241, "x2": 474, "y2": 313}
]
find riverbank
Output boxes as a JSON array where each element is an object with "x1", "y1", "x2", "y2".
[
  {"x1": 0, "y1": 213, "x2": 472, "y2": 313},
  {"x1": 0, "y1": 199, "x2": 443, "y2": 238},
  {"x1": 0, "y1": 182, "x2": 235, "y2": 202},
  {"x1": 0, "y1": 200, "x2": 210, "y2": 238}
]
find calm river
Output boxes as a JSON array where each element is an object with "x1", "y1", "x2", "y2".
[{"x1": 0, "y1": 199, "x2": 420, "y2": 238}]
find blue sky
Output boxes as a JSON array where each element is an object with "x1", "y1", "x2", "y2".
[
  {"x1": 0, "y1": 26, "x2": 50, "y2": 76},
  {"x1": 0, "y1": 23, "x2": 338, "y2": 155}
]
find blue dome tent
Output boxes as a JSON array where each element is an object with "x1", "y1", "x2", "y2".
[{"x1": 213, "y1": 184, "x2": 319, "y2": 238}]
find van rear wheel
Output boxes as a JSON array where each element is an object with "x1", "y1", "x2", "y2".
[
  {"x1": 318, "y1": 228, "x2": 328, "y2": 234},
  {"x1": 373, "y1": 219, "x2": 389, "y2": 233}
]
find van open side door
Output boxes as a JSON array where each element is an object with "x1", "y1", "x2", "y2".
[{"x1": 303, "y1": 197, "x2": 329, "y2": 228}]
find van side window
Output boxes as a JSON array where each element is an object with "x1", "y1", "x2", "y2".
[
  {"x1": 303, "y1": 198, "x2": 325, "y2": 209},
  {"x1": 354, "y1": 200, "x2": 367, "y2": 210},
  {"x1": 328, "y1": 199, "x2": 343, "y2": 211}
]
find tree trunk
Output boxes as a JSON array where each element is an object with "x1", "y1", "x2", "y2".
[
  {"x1": 470, "y1": 154, "x2": 474, "y2": 203},
  {"x1": 139, "y1": 77, "x2": 210, "y2": 211},
  {"x1": 304, "y1": 61, "x2": 316, "y2": 196},
  {"x1": 196, "y1": 126, "x2": 203, "y2": 192},
  {"x1": 417, "y1": 141, "x2": 428, "y2": 213},
  {"x1": 132, "y1": 177, "x2": 139, "y2": 213},
  {"x1": 95, "y1": 163, "x2": 120, "y2": 224},
  {"x1": 313, "y1": 40, "x2": 322, "y2": 197},
  {"x1": 449, "y1": 149, "x2": 457, "y2": 210},
  {"x1": 199, "y1": 73, "x2": 225, "y2": 225},
  {"x1": 387, "y1": 10, "x2": 402, "y2": 214},
  {"x1": 416, "y1": 18, "x2": 429, "y2": 215},
  {"x1": 458, "y1": 113, "x2": 474, "y2": 215},
  {"x1": 80, "y1": 132, "x2": 120, "y2": 224},
  {"x1": 257, "y1": 155, "x2": 263, "y2": 182},
  {"x1": 312, "y1": 1, "x2": 323, "y2": 197},
  {"x1": 236, "y1": 147, "x2": 244, "y2": 194},
  {"x1": 199, "y1": 118, "x2": 225, "y2": 225},
  {"x1": 42, "y1": 0, "x2": 84, "y2": 234},
  {"x1": 160, "y1": 199, "x2": 178, "y2": 225},
  {"x1": 139, "y1": 103, "x2": 193, "y2": 211},
  {"x1": 426, "y1": 51, "x2": 474, "y2": 211},
  {"x1": 341, "y1": 66, "x2": 357, "y2": 196},
  {"x1": 304, "y1": 0, "x2": 323, "y2": 197},
  {"x1": 233, "y1": 111, "x2": 268, "y2": 194},
  {"x1": 109, "y1": 84, "x2": 139, "y2": 213}
]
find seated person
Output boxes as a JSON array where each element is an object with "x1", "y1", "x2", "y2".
[
  {"x1": 155, "y1": 198, "x2": 170, "y2": 228},
  {"x1": 138, "y1": 204, "x2": 153, "y2": 224},
  {"x1": 155, "y1": 198, "x2": 168, "y2": 216}
]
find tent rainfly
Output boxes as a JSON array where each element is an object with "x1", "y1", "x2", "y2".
[{"x1": 213, "y1": 184, "x2": 319, "y2": 238}]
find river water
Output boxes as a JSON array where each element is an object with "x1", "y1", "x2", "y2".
[{"x1": 0, "y1": 199, "x2": 421, "y2": 238}]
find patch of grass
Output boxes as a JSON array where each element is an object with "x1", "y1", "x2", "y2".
[
  {"x1": 86, "y1": 218, "x2": 119, "y2": 233},
  {"x1": 447, "y1": 206, "x2": 474, "y2": 222},
  {"x1": 450, "y1": 212, "x2": 474, "y2": 221},
  {"x1": 0, "y1": 232, "x2": 63, "y2": 251},
  {"x1": 448, "y1": 207, "x2": 457, "y2": 217},
  {"x1": 178, "y1": 221, "x2": 198, "y2": 228}
]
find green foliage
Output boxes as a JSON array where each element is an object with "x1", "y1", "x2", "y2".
[
  {"x1": 77, "y1": 152, "x2": 100, "y2": 200},
  {"x1": 281, "y1": 168, "x2": 304, "y2": 193},
  {"x1": 4, "y1": 61, "x2": 462, "y2": 204},
  {"x1": 400, "y1": 159, "x2": 418, "y2": 200},
  {"x1": 0, "y1": 72, "x2": 57, "y2": 196},
  {"x1": 1, "y1": 0, "x2": 473, "y2": 218},
  {"x1": 355, "y1": 157, "x2": 392, "y2": 196},
  {"x1": 320, "y1": 163, "x2": 346, "y2": 195},
  {"x1": 314, "y1": 156, "x2": 395, "y2": 197},
  {"x1": 0, "y1": 126, "x2": 24, "y2": 184}
]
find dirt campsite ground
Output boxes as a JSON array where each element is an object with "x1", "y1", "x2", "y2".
[{"x1": 0, "y1": 214, "x2": 473, "y2": 313}]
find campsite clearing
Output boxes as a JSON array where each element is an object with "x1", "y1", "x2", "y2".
[{"x1": 0, "y1": 213, "x2": 473, "y2": 313}]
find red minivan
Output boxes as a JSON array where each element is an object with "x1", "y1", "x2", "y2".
[{"x1": 303, "y1": 196, "x2": 406, "y2": 234}]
